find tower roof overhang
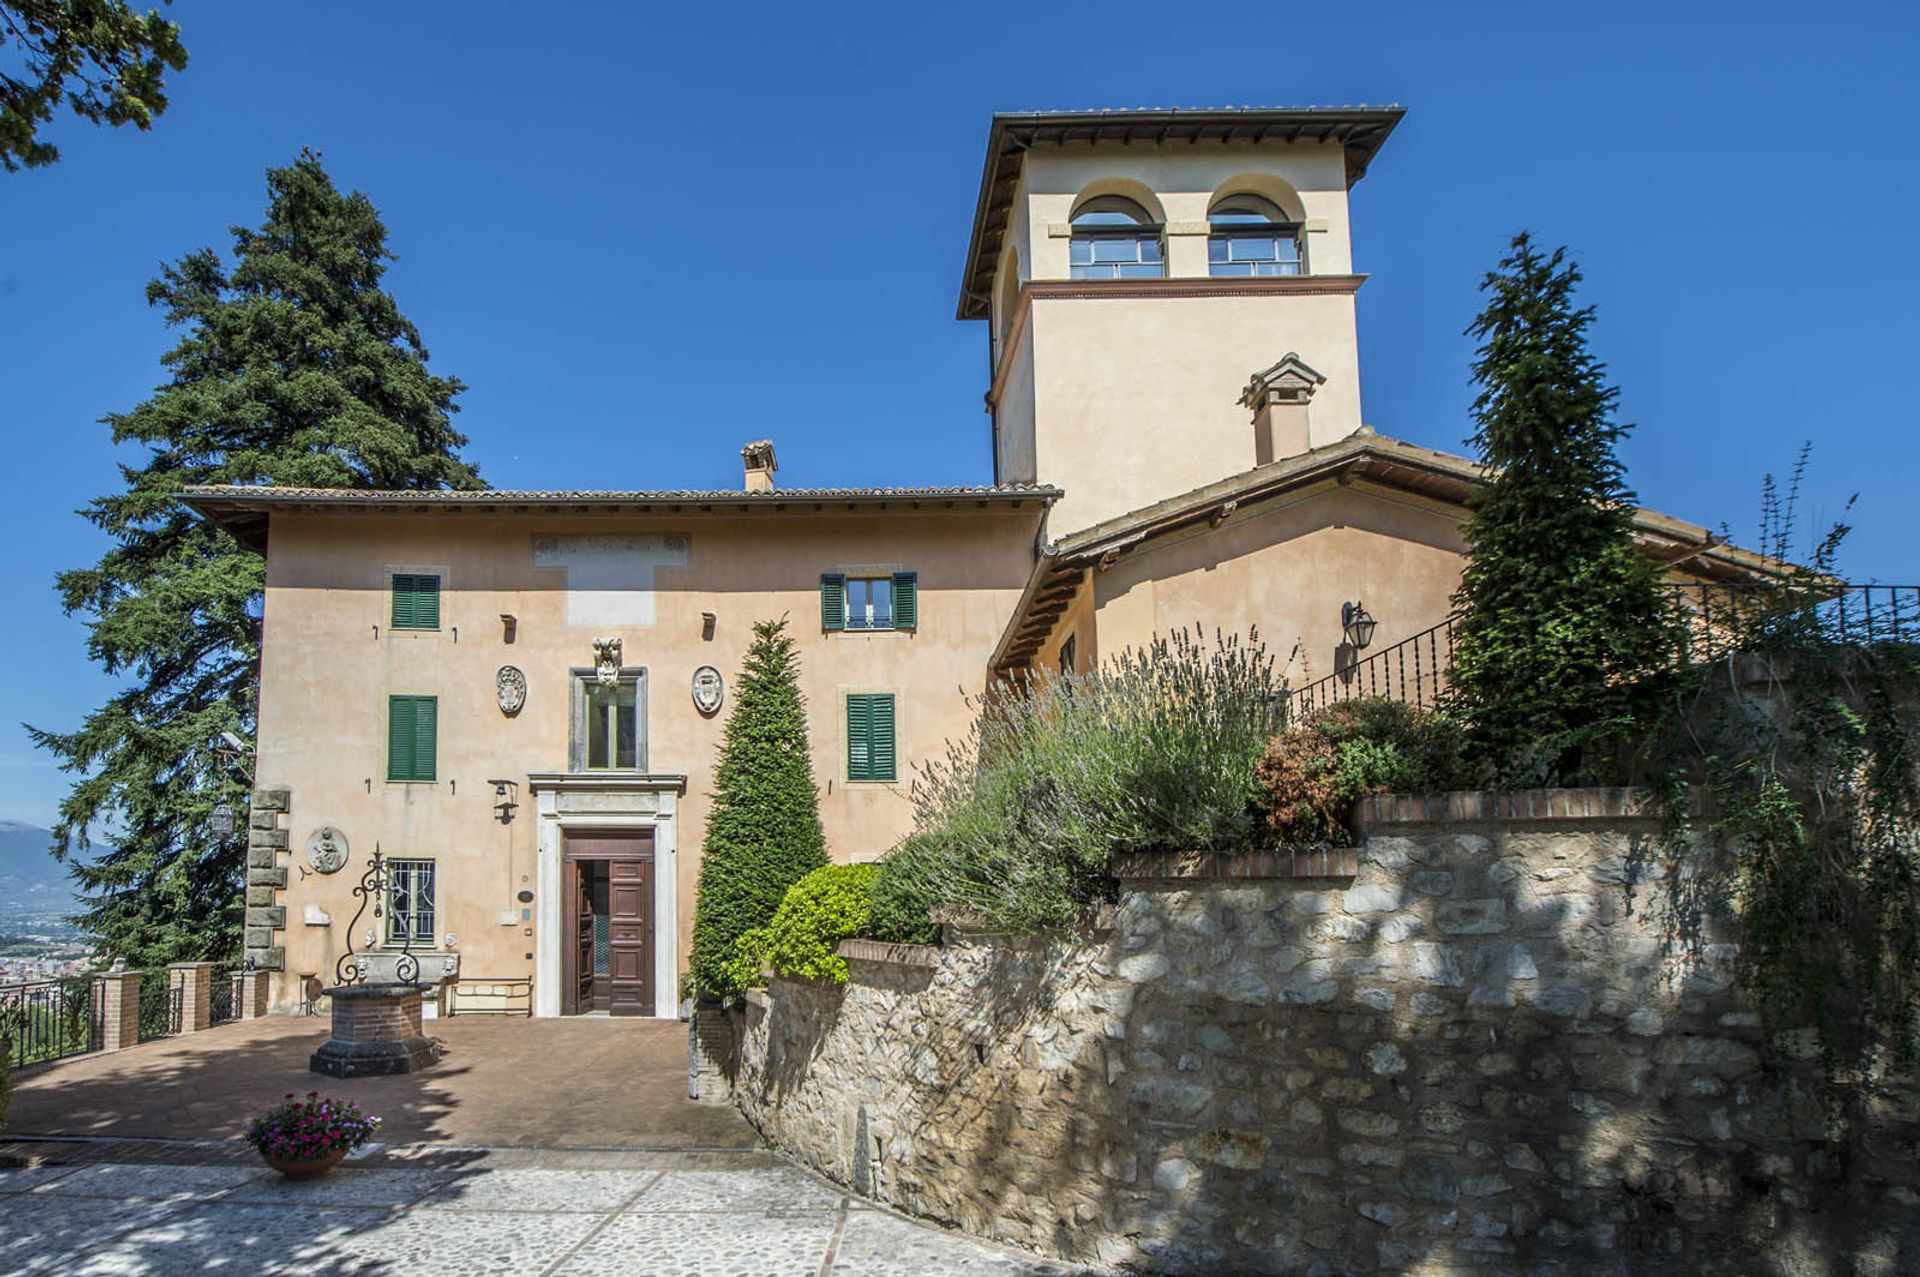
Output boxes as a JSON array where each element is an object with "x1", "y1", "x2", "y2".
[{"x1": 956, "y1": 106, "x2": 1407, "y2": 320}]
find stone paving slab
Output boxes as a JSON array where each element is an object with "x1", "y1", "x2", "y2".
[{"x1": 0, "y1": 1148, "x2": 1100, "y2": 1276}]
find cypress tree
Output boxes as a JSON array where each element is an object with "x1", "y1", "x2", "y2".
[
  {"x1": 690, "y1": 617, "x2": 829, "y2": 998},
  {"x1": 1448, "y1": 233, "x2": 1678, "y2": 781},
  {"x1": 28, "y1": 150, "x2": 484, "y2": 966}
]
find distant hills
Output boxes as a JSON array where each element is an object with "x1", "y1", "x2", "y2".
[{"x1": 0, "y1": 821, "x2": 69, "y2": 889}]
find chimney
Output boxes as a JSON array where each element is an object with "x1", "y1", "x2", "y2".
[
  {"x1": 1238, "y1": 354, "x2": 1326, "y2": 465},
  {"x1": 741, "y1": 439, "x2": 778, "y2": 492}
]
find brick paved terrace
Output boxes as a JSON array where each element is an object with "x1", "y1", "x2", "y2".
[{"x1": 5, "y1": 1015, "x2": 753, "y2": 1148}]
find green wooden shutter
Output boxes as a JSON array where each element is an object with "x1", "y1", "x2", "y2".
[
  {"x1": 414, "y1": 576, "x2": 440, "y2": 629},
  {"x1": 891, "y1": 572, "x2": 917, "y2": 630},
  {"x1": 391, "y1": 574, "x2": 441, "y2": 630},
  {"x1": 413, "y1": 696, "x2": 438, "y2": 781},
  {"x1": 387, "y1": 695, "x2": 438, "y2": 781},
  {"x1": 388, "y1": 696, "x2": 414, "y2": 780},
  {"x1": 820, "y1": 573, "x2": 846, "y2": 632},
  {"x1": 846, "y1": 694, "x2": 871, "y2": 780},
  {"x1": 871, "y1": 694, "x2": 896, "y2": 781}
]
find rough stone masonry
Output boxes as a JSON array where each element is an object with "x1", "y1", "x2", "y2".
[{"x1": 730, "y1": 789, "x2": 1920, "y2": 1276}]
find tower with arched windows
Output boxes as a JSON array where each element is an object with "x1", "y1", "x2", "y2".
[{"x1": 958, "y1": 107, "x2": 1403, "y2": 536}]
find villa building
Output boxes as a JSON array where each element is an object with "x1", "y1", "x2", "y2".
[{"x1": 185, "y1": 107, "x2": 1767, "y2": 1018}]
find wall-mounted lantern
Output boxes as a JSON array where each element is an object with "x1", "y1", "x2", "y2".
[
  {"x1": 1341, "y1": 601, "x2": 1378, "y2": 651},
  {"x1": 488, "y1": 778, "x2": 520, "y2": 824},
  {"x1": 210, "y1": 800, "x2": 235, "y2": 838}
]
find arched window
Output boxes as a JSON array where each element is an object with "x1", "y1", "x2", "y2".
[
  {"x1": 1069, "y1": 196, "x2": 1164, "y2": 280},
  {"x1": 1208, "y1": 193, "x2": 1303, "y2": 277}
]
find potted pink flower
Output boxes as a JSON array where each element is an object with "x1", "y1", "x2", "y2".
[{"x1": 243, "y1": 1091, "x2": 381, "y2": 1178}]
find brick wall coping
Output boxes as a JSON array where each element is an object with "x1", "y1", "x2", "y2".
[
  {"x1": 837, "y1": 938, "x2": 941, "y2": 969},
  {"x1": 1356, "y1": 786, "x2": 1706, "y2": 826},
  {"x1": 1110, "y1": 847, "x2": 1359, "y2": 881}
]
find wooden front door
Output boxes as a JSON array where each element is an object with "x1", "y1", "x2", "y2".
[
  {"x1": 606, "y1": 858, "x2": 653, "y2": 1016},
  {"x1": 561, "y1": 829, "x2": 656, "y2": 1017},
  {"x1": 573, "y1": 865, "x2": 595, "y2": 1012}
]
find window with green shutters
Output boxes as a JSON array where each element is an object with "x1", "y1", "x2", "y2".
[
  {"x1": 820, "y1": 571, "x2": 917, "y2": 632},
  {"x1": 846, "y1": 692, "x2": 897, "y2": 782},
  {"x1": 387, "y1": 695, "x2": 438, "y2": 782},
  {"x1": 390, "y1": 573, "x2": 441, "y2": 630}
]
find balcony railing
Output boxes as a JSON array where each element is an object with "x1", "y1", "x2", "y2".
[
  {"x1": 1663, "y1": 582, "x2": 1920, "y2": 664},
  {"x1": 208, "y1": 966, "x2": 240, "y2": 1026},
  {"x1": 1287, "y1": 615, "x2": 1458, "y2": 723},
  {"x1": 2, "y1": 977, "x2": 102, "y2": 1068},
  {"x1": 137, "y1": 972, "x2": 183, "y2": 1042},
  {"x1": 1284, "y1": 582, "x2": 1920, "y2": 724}
]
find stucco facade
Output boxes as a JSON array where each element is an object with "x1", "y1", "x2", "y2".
[
  {"x1": 236, "y1": 502, "x2": 1046, "y2": 1015},
  {"x1": 188, "y1": 107, "x2": 1770, "y2": 1018}
]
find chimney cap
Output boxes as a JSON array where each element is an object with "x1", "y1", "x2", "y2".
[
  {"x1": 741, "y1": 439, "x2": 778, "y2": 469},
  {"x1": 1239, "y1": 353, "x2": 1326, "y2": 408}
]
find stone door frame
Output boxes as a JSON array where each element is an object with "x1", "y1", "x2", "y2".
[{"x1": 529, "y1": 773, "x2": 685, "y2": 1020}]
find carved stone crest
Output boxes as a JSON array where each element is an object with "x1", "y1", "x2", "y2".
[
  {"x1": 305, "y1": 826, "x2": 349, "y2": 874},
  {"x1": 593, "y1": 637, "x2": 623, "y2": 687},
  {"x1": 495, "y1": 665, "x2": 527, "y2": 716},
  {"x1": 691, "y1": 665, "x2": 724, "y2": 716}
]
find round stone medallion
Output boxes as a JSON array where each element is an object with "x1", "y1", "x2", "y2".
[{"x1": 306, "y1": 826, "x2": 349, "y2": 874}]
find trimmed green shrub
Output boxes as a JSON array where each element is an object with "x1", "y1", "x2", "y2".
[
  {"x1": 1257, "y1": 699, "x2": 1468, "y2": 843},
  {"x1": 867, "y1": 835, "x2": 944, "y2": 945},
  {"x1": 689, "y1": 618, "x2": 828, "y2": 999},
  {"x1": 727, "y1": 862, "x2": 879, "y2": 986}
]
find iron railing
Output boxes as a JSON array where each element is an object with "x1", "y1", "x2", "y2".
[
  {"x1": 136, "y1": 972, "x2": 183, "y2": 1042},
  {"x1": 208, "y1": 966, "x2": 239, "y2": 1026},
  {"x1": 1284, "y1": 583, "x2": 1920, "y2": 723},
  {"x1": 1662, "y1": 582, "x2": 1920, "y2": 665},
  {"x1": 1287, "y1": 614, "x2": 1458, "y2": 723},
  {"x1": 1, "y1": 977, "x2": 101, "y2": 1068}
]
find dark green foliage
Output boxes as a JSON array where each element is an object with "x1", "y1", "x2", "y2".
[
  {"x1": 28, "y1": 152, "x2": 483, "y2": 966},
  {"x1": 883, "y1": 628, "x2": 1284, "y2": 936},
  {"x1": 1649, "y1": 473, "x2": 1919, "y2": 1115},
  {"x1": 1257, "y1": 699, "x2": 1468, "y2": 843},
  {"x1": 1, "y1": 1, "x2": 188, "y2": 171},
  {"x1": 866, "y1": 834, "x2": 943, "y2": 945},
  {"x1": 689, "y1": 618, "x2": 829, "y2": 998},
  {"x1": 1448, "y1": 233, "x2": 1680, "y2": 781},
  {"x1": 725, "y1": 862, "x2": 879, "y2": 988}
]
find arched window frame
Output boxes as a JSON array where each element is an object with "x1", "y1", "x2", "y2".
[
  {"x1": 1069, "y1": 195, "x2": 1165, "y2": 281},
  {"x1": 1207, "y1": 193, "x2": 1305, "y2": 278}
]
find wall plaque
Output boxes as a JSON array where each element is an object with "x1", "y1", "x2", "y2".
[
  {"x1": 305, "y1": 826, "x2": 349, "y2": 874},
  {"x1": 692, "y1": 665, "x2": 724, "y2": 715},
  {"x1": 496, "y1": 665, "x2": 527, "y2": 716}
]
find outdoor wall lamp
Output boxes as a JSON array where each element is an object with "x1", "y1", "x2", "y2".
[
  {"x1": 210, "y1": 801, "x2": 235, "y2": 838},
  {"x1": 488, "y1": 778, "x2": 520, "y2": 824},
  {"x1": 1342, "y1": 600, "x2": 1378, "y2": 651}
]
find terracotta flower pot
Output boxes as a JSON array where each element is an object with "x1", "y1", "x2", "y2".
[{"x1": 263, "y1": 1147, "x2": 348, "y2": 1179}]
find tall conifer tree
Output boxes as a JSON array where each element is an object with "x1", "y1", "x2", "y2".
[
  {"x1": 29, "y1": 151, "x2": 484, "y2": 965},
  {"x1": 690, "y1": 618, "x2": 828, "y2": 999},
  {"x1": 1448, "y1": 233, "x2": 1677, "y2": 780}
]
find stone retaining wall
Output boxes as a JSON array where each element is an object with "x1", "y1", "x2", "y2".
[{"x1": 731, "y1": 791, "x2": 1920, "y2": 1275}]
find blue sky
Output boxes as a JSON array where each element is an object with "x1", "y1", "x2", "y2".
[{"x1": 1, "y1": 0, "x2": 1915, "y2": 828}]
